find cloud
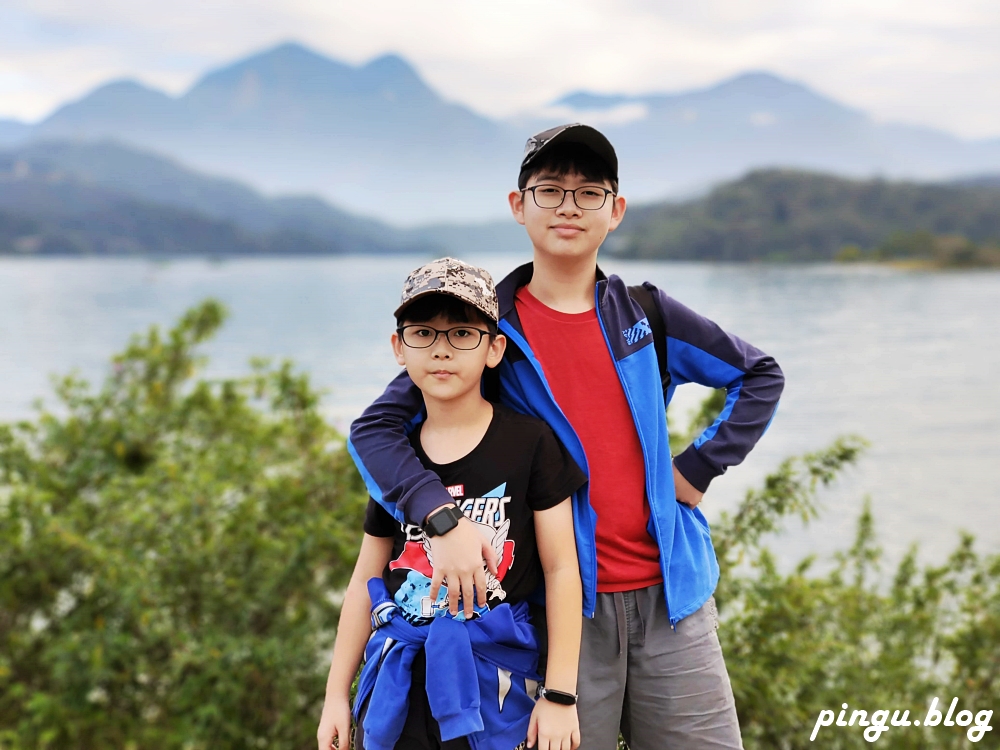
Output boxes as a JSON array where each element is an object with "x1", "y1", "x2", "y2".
[{"x1": 1, "y1": 0, "x2": 999, "y2": 138}]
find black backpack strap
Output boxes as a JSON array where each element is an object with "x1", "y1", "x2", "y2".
[{"x1": 628, "y1": 284, "x2": 671, "y2": 394}]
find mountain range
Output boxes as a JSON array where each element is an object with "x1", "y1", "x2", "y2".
[
  {"x1": 4, "y1": 139, "x2": 998, "y2": 262},
  {"x1": 3, "y1": 42, "x2": 1000, "y2": 224},
  {"x1": 0, "y1": 140, "x2": 441, "y2": 256}
]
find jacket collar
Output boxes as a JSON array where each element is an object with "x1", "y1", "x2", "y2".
[{"x1": 496, "y1": 261, "x2": 608, "y2": 321}]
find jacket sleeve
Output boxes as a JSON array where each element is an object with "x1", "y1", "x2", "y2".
[
  {"x1": 347, "y1": 369, "x2": 454, "y2": 526},
  {"x1": 649, "y1": 284, "x2": 785, "y2": 493}
]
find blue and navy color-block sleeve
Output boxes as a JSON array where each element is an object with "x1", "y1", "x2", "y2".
[
  {"x1": 347, "y1": 369, "x2": 451, "y2": 526},
  {"x1": 649, "y1": 284, "x2": 784, "y2": 492}
]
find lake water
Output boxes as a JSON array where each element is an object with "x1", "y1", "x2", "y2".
[{"x1": 2, "y1": 255, "x2": 998, "y2": 571}]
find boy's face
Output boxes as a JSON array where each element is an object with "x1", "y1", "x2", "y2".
[
  {"x1": 508, "y1": 171, "x2": 626, "y2": 262},
  {"x1": 391, "y1": 311, "x2": 506, "y2": 404}
]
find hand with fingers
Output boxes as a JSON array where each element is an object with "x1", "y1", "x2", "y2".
[
  {"x1": 527, "y1": 699, "x2": 581, "y2": 750},
  {"x1": 427, "y1": 513, "x2": 499, "y2": 619},
  {"x1": 673, "y1": 461, "x2": 704, "y2": 509},
  {"x1": 316, "y1": 695, "x2": 352, "y2": 750}
]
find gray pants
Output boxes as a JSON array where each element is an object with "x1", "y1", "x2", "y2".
[{"x1": 577, "y1": 584, "x2": 742, "y2": 750}]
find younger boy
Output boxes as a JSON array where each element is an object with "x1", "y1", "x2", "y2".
[
  {"x1": 349, "y1": 126, "x2": 785, "y2": 749},
  {"x1": 317, "y1": 259, "x2": 587, "y2": 750}
]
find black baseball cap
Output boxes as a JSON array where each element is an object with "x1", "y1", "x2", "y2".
[{"x1": 517, "y1": 123, "x2": 619, "y2": 190}]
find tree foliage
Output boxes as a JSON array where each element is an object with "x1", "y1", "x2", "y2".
[
  {"x1": 835, "y1": 230, "x2": 1000, "y2": 268},
  {"x1": 615, "y1": 169, "x2": 1000, "y2": 261},
  {"x1": 0, "y1": 301, "x2": 367, "y2": 749}
]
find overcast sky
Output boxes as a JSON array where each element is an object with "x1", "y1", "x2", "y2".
[{"x1": 2, "y1": 0, "x2": 999, "y2": 139}]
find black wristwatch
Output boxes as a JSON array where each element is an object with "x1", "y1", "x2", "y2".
[
  {"x1": 424, "y1": 504, "x2": 465, "y2": 537},
  {"x1": 537, "y1": 686, "x2": 578, "y2": 706}
]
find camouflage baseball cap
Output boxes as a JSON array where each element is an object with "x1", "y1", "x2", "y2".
[{"x1": 395, "y1": 257, "x2": 499, "y2": 323}]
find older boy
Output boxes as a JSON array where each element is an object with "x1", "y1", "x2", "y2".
[
  {"x1": 319, "y1": 259, "x2": 586, "y2": 750},
  {"x1": 349, "y1": 126, "x2": 784, "y2": 748}
]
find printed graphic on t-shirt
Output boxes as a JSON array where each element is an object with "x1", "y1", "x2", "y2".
[{"x1": 389, "y1": 482, "x2": 516, "y2": 623}]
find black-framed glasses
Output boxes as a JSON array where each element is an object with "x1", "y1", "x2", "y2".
[
  {"x1": 397, "y1": 325, "x2": 491, "y2": 350},
  {"x1": 522, "y1": 184, "x2": 615, "y2": 210}
]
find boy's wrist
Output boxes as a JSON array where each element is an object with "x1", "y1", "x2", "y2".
[
  {"x1": 423, "y1": 504, "x2": 463, "y2": 536},
  {"x1": 672, "y1": 447, "x2": 717, "y2": 494},
  {"x1": 323, "y1": 689, "x2": 352, "y2": 704},
  {"x1": 537, "y1": 685, "x2": 578, "y2": 705}
]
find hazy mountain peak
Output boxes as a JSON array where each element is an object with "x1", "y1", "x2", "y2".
[
  {"x1": 551, "y1": 92, "x2": 630, "y2": 111},
  {"x1": 695, "y1": 70, "x2": 862, "y2": 117},
  {"x1": 37, "y1": 79, "x2": 178, "y2": 135},
  {"x1": 183, "y1": 41, "x2": 353, "y2": 102},
  {"x1": 83, "y1": 79, "x2": 172, "y2": 102},
  {"x1": 712, "y1": 70, "x2": 798, "y2": 91},
  {"x1": 360, "y1": 53, "x2": 421, "y2": 80}
]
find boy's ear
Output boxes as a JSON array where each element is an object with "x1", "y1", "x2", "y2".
[
  {"x1": 390, "y1": 331, "x2": 407, "y2": 366},
  {"x1": 607, "y1": 193, "x2": 627, "y2": 233},
  {"x1": 485, "y1": 333, "x2": 507, "y2": 369},
  {"x1": 508, "y1": 189, "x2": 527, "y2": 226}
]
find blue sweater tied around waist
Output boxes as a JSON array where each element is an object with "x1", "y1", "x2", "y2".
[{"x1": 354, "y1": 578, "x2": 541, "y2": 750}]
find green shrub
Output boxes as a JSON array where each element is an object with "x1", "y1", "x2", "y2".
[{"x1": 0, "y1": 301, "x2": 367, "y2": 749}]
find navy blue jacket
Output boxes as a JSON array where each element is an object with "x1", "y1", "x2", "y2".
[{"x1": 349, "y1": 262, "x2": 784, "y2": 623}]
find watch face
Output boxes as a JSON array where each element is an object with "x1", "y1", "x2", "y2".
[{"x1": 427, "y1": 506, "x2": 460, "y2": 537}]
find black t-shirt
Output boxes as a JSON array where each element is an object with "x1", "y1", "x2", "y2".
[{"x1": 364, "y1": 404, "x2": 586, "y2": 624}]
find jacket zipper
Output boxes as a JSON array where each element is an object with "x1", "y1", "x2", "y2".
[
  {"x1": 592, "y1": 283, "x2": 675, "y2": 628},
  {"x1": 497, "y1": 319, "x2": 599, "y2": 616}
]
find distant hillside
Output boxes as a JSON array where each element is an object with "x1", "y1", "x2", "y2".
[
  {"x1": 0, "y1": 141, "x2": 439, "y2": 256},
  {"x1": 612, "y1": 170, "x2": 1000, "y2": 261},
  {"x1": 15, "y1": 42, "x2": 1000, "y2": 223},
  {"x1": 0, "y1": 140, "x2": 429, "y2": 248},
  {"x1": 6, "y1": 140, "x2": 1000, "y2": 262},
  {"x1": 952, "y1": 174, "x2": 1000, "y2": 188},
  {"x1": 0, "y1": 180, "x2": 338, "y2": 257}
]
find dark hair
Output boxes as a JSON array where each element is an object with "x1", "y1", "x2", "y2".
[
  {"x1": 518, "y1": 142, "x2": 618, "y2": 193},
  {"x1": 396, "y1": 293, "x2": 498, "y2": 337}
]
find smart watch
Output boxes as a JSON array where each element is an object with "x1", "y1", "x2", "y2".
[
  {"x1": 423, "y1": 504, "x2": 465, "y2": 537},
  {"x1": 537, "y1": 686, "x2": 578, "y2": 706}
]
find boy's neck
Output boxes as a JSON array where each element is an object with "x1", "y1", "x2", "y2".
[
  {"x1": 526, "y1": 249, "x2": 599, "y2": 314},
  {"x1": 420, "y1": 389, "x2": 494, "y2": 465}
]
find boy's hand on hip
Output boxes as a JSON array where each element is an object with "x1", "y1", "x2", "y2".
[
  {"x1": 673, "y1": 462, "x2": 704, "y2": 508},
  {"x1": 427, "y1": 514, "x2": 498, "y2": 619},
  {"x1": 527, "y1": 699, "x2": 581, "y2": 750}
]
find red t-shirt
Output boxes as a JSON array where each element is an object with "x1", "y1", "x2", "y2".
[{"x1": 515, "y1": 286, "x2": 662, "y2": 592}]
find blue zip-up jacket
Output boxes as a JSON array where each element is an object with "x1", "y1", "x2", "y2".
[
  {"x1": 355, "y1": 578, "x2": 541, "y2": 750},
  {"x1": 349, "y1": 262, "x2": 784, "y2": 623}
]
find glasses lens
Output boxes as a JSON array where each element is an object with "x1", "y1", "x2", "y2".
[
  {"x1": 574, "y1": 187, "x2": 609, "y2": 210},
  {"x1": 532, "y1": 185, "x2": 566, "y2": 209},
  {"x1": 446, "y1": 327, "x2": 485, "y2": 350},
  {"x1": 401, "y1": 326, "x2": 436, "y2": 348}
]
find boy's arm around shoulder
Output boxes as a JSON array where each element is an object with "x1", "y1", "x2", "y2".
[
  {"x1": 348, "y1": 369, "x2": 455, "y2": 526},
  {"x1": 529, "y1": 499, "x2": 582, "y2": 750},
  {"x1": 648, "y1": 283, "x2": 785, "y2": 493}
]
